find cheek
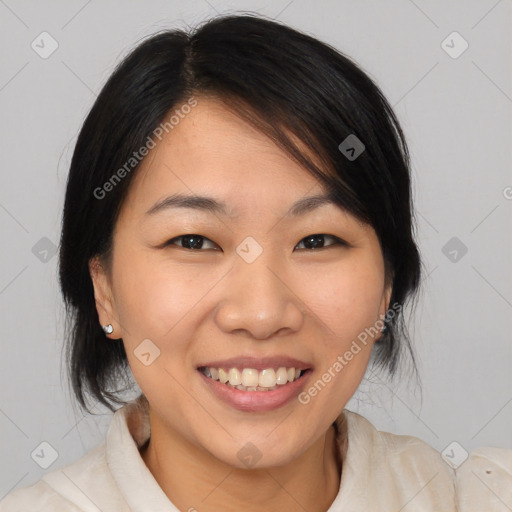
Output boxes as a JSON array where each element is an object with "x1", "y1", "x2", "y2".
[
  {"x1": 111, "y1": 247, "x2": 207, "y2": 341},
  {"x1": 110, "y1": 249, "x2": 206, "y2": 410},
  {"x1": 295, "y1": 258, "x2": 385, "y2": 411},
  {"x1": 298, "y1": 257, "x2": 385, "y2": 343}
]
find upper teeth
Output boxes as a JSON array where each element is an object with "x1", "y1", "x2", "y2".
[{"x1": 201, "y1": 366, "x2": 302, "y2": 389}]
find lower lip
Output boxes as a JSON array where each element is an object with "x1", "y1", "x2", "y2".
[{"x1": 198, "y1": 370, "x2": 312, "y2": 412}]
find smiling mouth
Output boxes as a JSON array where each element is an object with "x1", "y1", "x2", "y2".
[{"x1": 198, "y1": 366, "x2": 308, "y2": 392}]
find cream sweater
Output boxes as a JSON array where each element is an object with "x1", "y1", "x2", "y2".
[{"x1": 1, "y1": 395, "x2": 511, "y2": 511}]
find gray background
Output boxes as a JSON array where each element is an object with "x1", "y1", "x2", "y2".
[{"x1": 1, "y1": 0, "x2": 511, "y2": 497}]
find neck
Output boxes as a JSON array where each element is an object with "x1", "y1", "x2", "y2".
[{"x1": 140, "y1": 415, "x2": 343, "y2": 512}]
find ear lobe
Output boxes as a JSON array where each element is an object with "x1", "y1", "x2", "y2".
[{"x1": 89, "y1": 256, "x2": 119, "y2": 337}]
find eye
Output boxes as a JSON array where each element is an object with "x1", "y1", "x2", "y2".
[
  {"x1": 294, "y1": 234, "x2": 347, "y2": 250},
  {"x1": 165, "y1": 234, "x2": 220, "y2": 251},
  {"x1": 162, "y1": 233, "x2": 347, "y2": 251}
]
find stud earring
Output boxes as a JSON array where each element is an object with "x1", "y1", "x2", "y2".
[{"x1": 102, "y1": 324, "x2": 114, "y2": 334}]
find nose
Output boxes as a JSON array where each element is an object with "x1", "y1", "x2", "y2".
[{"x1": 214, "y1": 254, "x2": 304, "y2": 340}]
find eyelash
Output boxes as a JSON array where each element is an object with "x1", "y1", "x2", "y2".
[{"x1": 163, "y1": 234, "x2": 348, "y2": 251}]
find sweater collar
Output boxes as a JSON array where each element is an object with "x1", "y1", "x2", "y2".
[{"x1": 107, "y1": 393, "x2": 362, "y2": 511}]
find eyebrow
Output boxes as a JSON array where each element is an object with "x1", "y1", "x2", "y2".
[{"x1": 145, "y1": 192, "x2": 336, "y2": 218}]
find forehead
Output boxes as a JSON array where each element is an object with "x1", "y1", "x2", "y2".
[{"x1": 122, "y1": 98, "x2": 328, "y2": 216}]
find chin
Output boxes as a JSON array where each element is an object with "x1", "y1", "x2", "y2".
[{"x1": 200, "y1": 426, "x2": 314, "y2": 470}]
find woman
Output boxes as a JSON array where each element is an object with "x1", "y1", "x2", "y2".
[{"x1": 2, "y1": 13, "x2": 510, "y2": 512}]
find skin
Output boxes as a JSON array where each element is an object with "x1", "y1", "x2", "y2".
[{"x1": 90, "y1": 97, "x2": 392, "y2": 511}]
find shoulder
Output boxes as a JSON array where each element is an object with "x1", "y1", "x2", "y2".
[
  {"x1": 338, "y1": 410, "x2": 456, "y2": 511},
  {"x1": 339, "y1": 411, "x2": 512, "y2": 511},
  {"x1": 454, "y1": 446, "x2": 512, "y2": 510},
  {"x1": 342, "y1": 409, "x2": 455, "y2": 474},
  {"x1": 0, "y1": 442, "x2": 129, "y2": 512},
  {"x1": 0, "y1": 479, "x2": 74, "y2": 512}
]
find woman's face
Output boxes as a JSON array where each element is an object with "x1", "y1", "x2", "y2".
[{"x1": 90, "y1": 97, "x2": 391, "y2": 468}]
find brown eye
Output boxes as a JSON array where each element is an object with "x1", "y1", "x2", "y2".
[
  {"x1": 163, "y1": 233, "x2": 346, "y2": 251},
  {"x1": 166, "y1": 234, "x2": 219, "y2": 250},
  {"x1": 294, "y1": 234, "x2": 346, "y2": 250}
]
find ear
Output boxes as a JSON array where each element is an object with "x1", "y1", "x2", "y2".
[
  {"x1": 379, "y1": 283, "x2": 392, "y2": 320},
  {"x1": 376, "y1": 281, "x2": 393, "y2": 341},
  {"x1": 89, "y1": 256, "x2": 123, "y2": 339}
]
